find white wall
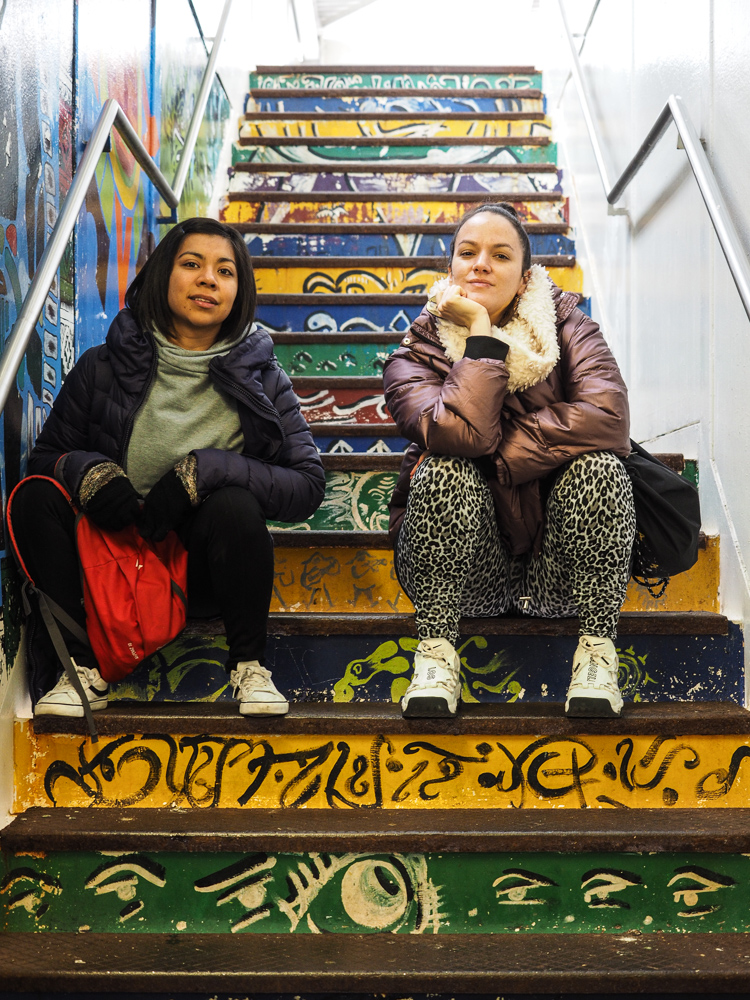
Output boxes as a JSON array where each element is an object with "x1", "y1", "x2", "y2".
[{"x1": 547, "y1": 0, "x2": 750, "y2": 692}]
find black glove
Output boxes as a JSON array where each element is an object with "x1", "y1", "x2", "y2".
[
  {"x1": 138, "y1": 468, "x2": 193, "y2": 542},
  {"x1": 83, "y1": 476, "x2": 142, "y2": 531}
]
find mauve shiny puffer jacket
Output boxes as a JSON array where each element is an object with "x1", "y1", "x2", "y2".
[
  {"x1": 28, "y1": 308, "x2": 325, "y2": 524},
  {"x1": 383, "y1": 285, "x2": 631, "y2": 556}
]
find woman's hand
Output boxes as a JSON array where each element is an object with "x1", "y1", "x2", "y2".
[
  {"x1": 138, "y1": 469, "x2": 193, "y2": 541},
  {"x1": 79, "y1": 463, "x2": 142, "y2": 531},
  {"x1": 435, "y1": 283, "x2": 492, "y2": 337}
]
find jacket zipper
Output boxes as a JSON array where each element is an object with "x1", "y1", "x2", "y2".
[
  {"x1": 210, "y1": 362, "x2": 283, "y2": 431},
  {"x1": 117, "y1": 347, "x2": 158, "y2": 467}
]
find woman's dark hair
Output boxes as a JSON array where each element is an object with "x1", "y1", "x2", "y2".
[
  {"x1": 125, "y1": 217, "x2": 256, "y2": 342},
  {"x1": 449, "y1": 202, "x2": 532, "y2": 273}
]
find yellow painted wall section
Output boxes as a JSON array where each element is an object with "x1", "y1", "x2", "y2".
[{"x1": 15, "y1": 723, "x2": 750, "y2": 811}]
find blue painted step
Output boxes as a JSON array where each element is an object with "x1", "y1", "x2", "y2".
[
  {"x1": 108, "y1": 622, "x2": 743, "y2": 707},
  {"x1": 245, "y1": 232, "x2": 575, "y2": 257}
]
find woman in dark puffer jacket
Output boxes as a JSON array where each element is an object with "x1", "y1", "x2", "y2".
[
  {"x1": 13, "y1": 217, "x2": 324, "y2": 718},
  {"x1": 383, "y1": 203, "x2": 634, "y2": 721}
]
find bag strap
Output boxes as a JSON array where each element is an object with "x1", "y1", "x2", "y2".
[
  {"x1": 10, "y1": 477, "x2": 99, "y2": 742},
  {"x1": 34, "y1": 589, "x2": 99, "y2": 743}
]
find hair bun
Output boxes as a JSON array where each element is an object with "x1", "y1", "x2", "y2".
[{"x1": 497, "y1": 202, "x2": 520, "y2": 220}]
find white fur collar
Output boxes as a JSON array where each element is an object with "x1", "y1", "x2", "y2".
[{"x1": 426, "y1": 264, "x2": 559, "y2": 393}]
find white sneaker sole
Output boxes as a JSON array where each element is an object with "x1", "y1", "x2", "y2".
[
  {"x1": 239, "y1": 701, "x2": 289, "y2": 716},
  {"x1": 35, "y1": 699, "x2": 108, "y2": 717}
]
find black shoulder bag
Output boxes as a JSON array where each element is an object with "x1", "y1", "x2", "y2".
[{"x1": 623, "y1": 440, "x2": 702, "y2": 599}]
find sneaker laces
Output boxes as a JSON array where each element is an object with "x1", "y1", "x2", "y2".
[
  {"x1": 55, "y1": 664, "x2": 100, "y2": 693},
  {"x1": 413, "y1": 639, "x2": 461, "y2": 692},
  {"x1": 572, "y1": 638, "x2": 619, "y2": 694},
  {"x1": 232, "y1": 663, "x2": 275, "y2": 698}
]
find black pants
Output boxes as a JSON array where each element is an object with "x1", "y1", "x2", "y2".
[{"x1": 10, "y1": 479, "x2": 274, "y2": 672}]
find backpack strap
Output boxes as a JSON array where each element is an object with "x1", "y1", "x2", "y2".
[{"x1": 8, "y1": 475, "x2": 100, "y2": 742}]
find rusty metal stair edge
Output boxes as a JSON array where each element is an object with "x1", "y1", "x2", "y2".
[
  {"x1": 238, "y1": 136, "x2": 551, "y2": 147},
  {"x1": 4, "y1": 805, "x2": 750, "y2": 854},
  {"x1": 230, "y1": 191, "x2": 564, "y2": 203},
  {"x1": 234, "y1": 192, "x2": 563, "y2": 205},
  {"x1": 257, "y1": 255, "x2": 576, "y2": 268},
  {"x1": 267, "y1": 529, "x2": 709, "y2": 550},
  {"x1": 2, "y1": 931, "x2": 750, "y2": 992},
  {"x1": 250, "y1": 88, "x2": 545, "y2": 100},
  {"x1": 253, "y1": 63, "x2": 541, "y2": 73},
  {"x1": 234, "y1": 222, "x2": 570, "y2": 234},
  {"x1": 30, "y1": 700, "x2": 748, "y2": 739},
  {"x1": 235, "y1": 160, "x2": 558, "y2": 172},
  {"x1": 177, "y1": 609, "x2": 728, "y2": 638},
  {"x1": 242, "y1": 111, "x2": 548, "y2": 121}
]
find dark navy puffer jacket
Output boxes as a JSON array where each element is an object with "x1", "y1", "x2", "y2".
[{"x1": 29, "y1": 309, "x2": 325, "y2": 523}]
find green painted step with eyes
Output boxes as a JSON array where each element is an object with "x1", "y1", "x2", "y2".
[{"x1": 4, "y1": 836, "x2": 750, "y2": 935}]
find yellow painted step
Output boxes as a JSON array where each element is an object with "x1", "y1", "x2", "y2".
[
  {"x1": 271, "y1": 537, "x2": 719, "y2": 615},
  {"x1": 13, "y1": 716, "x2": 746, "y2": 812},
  {"x1": 239, "y1": 117, "x2": 552, "y2": 140},
  {"x1": 222, "y1": 198, "x2": 568, "y2": 227},
  {"x1": 254, "y1": 263, "x2": 583, "y2": 295}
]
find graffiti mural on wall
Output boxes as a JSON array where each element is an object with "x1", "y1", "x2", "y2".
[
  {"x1": 3, "y1": 849, "x2": 749, "y2": 934},
  {"x1": 0, "y1": 1, "x2": 74, "y2": 671},
  {"x1": 74, "y1": 0, "x2": 157, "y2": 356},
  {"x1": 155, "y1": 0, "x2": 230, "y2": 224}
]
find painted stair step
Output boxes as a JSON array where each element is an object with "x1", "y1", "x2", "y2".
[
  {"x1": 238, "y1": 116, "x2": 551, "y2": 140},
  {"x1": 237, "y1": 135, "x2": 551, "y2": 147},
  {"x1": 6, "y1": 819, "x2": 750, "y2": 936},
  {"x1": 248, "y1": 87, "x2": 545, "y2": 100},
  {"x1": 229, "y1": 166, "x2": 562, "y2": 194},
  {"x1": 258, "y1": 301, "x2": 422, "y2": 335},
  {"x1": 243, "y1": 111, "x2": 549, "y2": 120},
  {"x1": 243, "y1": 229, "x2": 574, "y2": 258},
  {"x1": 266, "y1": 537, "x2": 719, "y2": 615},
  {"x1": 257, "y1": 291, "x2": 589, "y2": 332},
  {"x1": 8, "y1": 844, "x2": 750, "y2": 937},
  {"x1": 52, "y1": 609, "x2": 732, "y2": 709},
  {"x1": 249, "y1": 65, "x2": 543, "y2": 87},
  {"x1": 17, "y1": 699, "x2": 750, "y2": 811},
  {"x1": 3, "y1": 932, "x2": 750, "y2": 992},
  {"x1": 255, "y1": 260, "x2": 580, "y2": 297},
  {"x1": 12, "y1": 604, "x2": 723, "y2": 713},
  {"x1": 7, "y1": 802, "x2": 750, "y2": 853},
  {"x1": 223, "y1": 193, "x2": 569, "y2": 227},
  {"x1": 250, "y1": 94, "x2": 546, "y2": 113},
  {"x1": 231, "y1": 142, "x2": 557, "y2": 166}
]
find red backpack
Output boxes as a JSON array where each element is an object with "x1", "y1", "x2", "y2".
[{"x1": 7, "y1": 476, "x2": 188, "y2": 727}]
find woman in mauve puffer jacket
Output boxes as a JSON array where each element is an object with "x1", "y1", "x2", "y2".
[
  {"x1": 383, "y1": 203, "x2": 634, "y2": 721},
  {"x1": 13, "y1": 217, "x2": 324, "y2": 719}
]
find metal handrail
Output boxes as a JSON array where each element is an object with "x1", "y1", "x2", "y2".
[
  {"x1": 557, "y1": 0, "x2": 750, "y2": 324},
  {"x1": 0, "y1": 0, "x2": 232, "y2": 416}
]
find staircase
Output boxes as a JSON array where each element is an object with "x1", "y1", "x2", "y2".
[{"x1": 2, "y1": 64, "x2": 749, "y2": 995}]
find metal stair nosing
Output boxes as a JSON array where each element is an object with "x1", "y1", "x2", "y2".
[{"x1": 4, "y1": 930, "x2": 749, "y2": 993}]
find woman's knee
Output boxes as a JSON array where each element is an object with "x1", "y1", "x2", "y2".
[
  {"x1": 409, "y1": 454, "x2": 488, "y2": 504},
  {"x1": 191, "y1": 486, "x2": 270, "y2": 546},
  {"x1": 10, "y1": 477, "x2": 75, "y2": 542}
]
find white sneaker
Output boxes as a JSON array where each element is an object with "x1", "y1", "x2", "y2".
[
  {"x1": 231, "y1": 661, "x2": 289, "y2": 716},
  {"x1": 35, "y1": 663, "x2": 109, "y2": 717},
  {"x1": 565, "y1": 635, "x2": 623, "y2": 717},
  {"x1": 401, "y1": 637, "x2": 461, "y2": 718}
]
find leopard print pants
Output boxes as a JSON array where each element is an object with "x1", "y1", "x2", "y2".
[{"x1": 395, "y1": 452, "x2": 636, "y2": 646}]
